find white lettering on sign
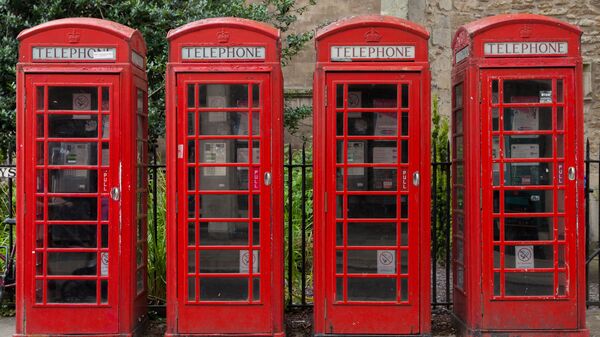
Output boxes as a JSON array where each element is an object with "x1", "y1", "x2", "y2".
[
  {"x1": 182, "y1": 46, "x2": 266, "y2": 60},
  {"x1": 32, "y1": 47, "x2": 116, "y2": 61},
  {"x1": 455, "y1": 46, "x2": 469, "y2": 63},
  {"x1": 484, "y1": 42, "x2": 568, "y2": 56},
  {"x1": 331, "y1": 45, "x2": 415, "y2": 61},
  {"x1": 0, "y1": 166, "x2": 16, "y2": 179},
  {"x1": 515, "y1": 245, "x2": 534, "y2": 269}
]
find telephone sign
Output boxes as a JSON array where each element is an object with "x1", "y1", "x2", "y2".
[
  {"x1": 451, "y1": 14, "x2": 588, "y2": 336},
  {"x1": 16, "y1": 18, "x2": 148, "y2": 336},
  {"x1": 313, "y1": 15, "x2": 432, "y2": 336}
]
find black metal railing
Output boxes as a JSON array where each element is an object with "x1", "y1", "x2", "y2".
[{"x1": 1, "y1": 140, "x2": 600, "y2": 309}]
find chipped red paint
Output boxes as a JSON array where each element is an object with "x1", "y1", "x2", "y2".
[
  {"x1": 165, "y1": 17, "x2": 284, "y2": 337},
  {"x1": 313, "y1": 15, "x2": 431, "y2": 336},
  {"x1": 451, "y1": 14, "x2": 588, "y2": 337},
  {"x1": 15, "y1": 18, "x2": 148, "y2": 336}
]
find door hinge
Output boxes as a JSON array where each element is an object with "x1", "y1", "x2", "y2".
[
  {"x1": 324, "y1": 192, "x2": 328, "y2": 213},
  {"x1": 324, "y1": 85, "x2": 328, "y2": 107}
]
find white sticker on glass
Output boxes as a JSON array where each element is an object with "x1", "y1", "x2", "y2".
[
  {"x1": 239, "y1": 250, "x2": 259, "y2": 273},
  {"x1": 377, "y1": 250, "x2": 396, "y2": 274},
  {"x1": 515, "y1": 245, "x2": 534, "y2": 269}
]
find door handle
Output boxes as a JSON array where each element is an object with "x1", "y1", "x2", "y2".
[
  {"x1": 413, "y1": 172, "x2": 420, "y2": 187},
  {"x1": 568, "y1": 167, "x2": 576, "y2": 181},
  {"x1": 110, "y1": 187, "x2": 120, "y2": 201},
  {"x1": 264, "y1": 172, "x2": 272, "y2": 186}
]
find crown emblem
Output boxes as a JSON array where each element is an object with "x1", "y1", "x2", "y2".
[
  {"x1": 217, "y1": 29, "x2": 230, "y2": 43},
  {"x1": 520, "y1": 24, "x2": 532, "y2": 38},
  {"x1": 67, "y1": 29, "x2": 80, "y2": 43},
  {"x1": 364, "y1": 28, "x2": 382, "y2": 43}
]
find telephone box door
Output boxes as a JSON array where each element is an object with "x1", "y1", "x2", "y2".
[
  {"x1": 324, "y1": 72, "x2": 422, "y2": 334},
  {"x1": 176, "y1": 72, "x2": 273, "y2": 334},
  {"x1": 23, "y1": 74, "x2": 120, "y2": 334},
  {"x1": 481, "y1": 68, "x2": 578, "y2": 329}
]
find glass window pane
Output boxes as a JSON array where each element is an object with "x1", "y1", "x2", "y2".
[
  {"x1": 199, "y1": 140, "x2": 258, "y2": 164},
  {"x1": 49, "y1": 142, "x2": 97, "y2": 165},
  {"x1": 36, "y1": 86, "x2": 45, "y2": 110},
  {"x1": 48, "y1": 197, "x2": 97, "y2": 220},
  {"x1": 47, "y1": 252, "x2": 96, "y2": 275},
  {"x1": 48, "y1": 225, "x2": 97, "y2": 248},
  {"x1": 557, "y1": 107, "x2": 564, "y2": 130},
  {"x1": 188, "y1": 112, "x2": 195, "y2": 135},
  {"x1": 504, "y1": 190, "x2": 553, "y2": 213},
  {"x1": 557, "y1": 80, "x2": 563, "y2": 103},
  {"x1": 347, "y1": 278, "x2": 396, "y2": 301},
  {"x1": 347, "y1": 195, "x2": 396, "y2": 218},
  {"x1": 504, "y1": 162, "x2": 553, "y2": 186},
  {"x1": 253, "y1": 277, "x2": 260, "y2": 300},
  {"x1": 199, "y1": 250, "x2": 258, "y2": 274},
  {"x1": 336, "y1": 84, "x2": 344, "y2": 108},
  {"x1": 401, "y1": 112, "x2": 409, "y2": 136},
  {"x1": 454, "y1": 109, "x2": 463, "y2": 134},
  {"x1": 199, "y1": 222, "x2": 250, "y2": 245},
  {"x1": 400, "y1": 222, "x2": 408, "y2": 246},
  {"x1": 347, "y1": 84, "x2": 397, "y2": 108},
  {"x1": 336, "y1": 277, "x2": 343, "y2": 301},
  {"x1": 199, "y1": 167, "x2": 248, "y2": 190},
  {"x1": 188, "y1": 250, "x2": 196, "y2": 273},
  {"x1": 188, "y1": 84, "x2": 195, "y2": 108},
  {"x1": 346, "y1": 168, "x2": 396, "y2": 191},
  {"x1": 198, "y1": 111, "x2": 250, "y2": 135},
  {"x1": 36, "y1": 115, "x2": 44, "y2": 137},
  {"x1": 48, "y1": 87, "x2": 98, "y2": 110},
  {"x1": 101, "y1": 87, "x2": 109, "y2": 111},
  {"x1": 505, "y1": 245, "x2": 553, "y2": 269},
  {"x1": 454, "y1": 83, "x2": 463, "y2": 109},
  {"x1": 347, "y1": 250, "x2": 396, "y2": 274},
  {"x1": 505, "y1": 217, "x2": 553, "y2": 241},
  {"x1": 48, "y1": 169, "x2": 97, "y2": 193},
  {"x1": 252, "y1": 84, "x2": 260, "y2": 108},
  {"x1": 345, "y1": 112, "x2": 397, "y2": 136},
  {"x1": 346, "y1": 222, "x2": 396, "y2": 246},
  {"x1": 505, "y1": 272, "x2": 554, "y2": 296},
  {"x1": 102, "y1": 115, "x2": 109, "y2": 138},
  {"x1": 504, "y1": 136, "x2": 553, "y2": 158},
  {"x1": 503, "y1": 107, "x2": 552, "y2": 131},
  {"x1": 492, "y1": 80, "x2": 498, "y2": 103},
  {"x1": 199, "y1": 84, "x2": 248, "y2": 108},
  {"x1": 188, "y1": 277, "x2": 196, "y2": 301},
  {"x1": 47, "y1": 280, "x2": 96, "y2": 303},
  {"x1": 401, "y1": 84, "x2": 409, "y2": 108},
  {"x1": 199, "y1": 194, "x2": 248, "y2": 218},
  {"x1": 503, "y1": 80, "x2": 552, "y2": 104},
  {"x1": 200, "y1": 277, "x2": 248, "y2": 301}
]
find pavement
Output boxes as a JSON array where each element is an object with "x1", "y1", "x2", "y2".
[{"x1": 0, "y1": 311, "x2": 599, "y2": 336}]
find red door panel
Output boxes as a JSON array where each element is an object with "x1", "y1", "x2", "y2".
[
  {"x1": 324, "y1": 72, "x2": 421, "y2": 334},
  {"x1": 23, "y1": 74, "x2": 120, "y2": 334},
  {"x1": 176, "y1": 73, "x2": 273, "y2": 334},
  {"x1": 480, "y1": 68, "x2": 578, "y2": 330}
]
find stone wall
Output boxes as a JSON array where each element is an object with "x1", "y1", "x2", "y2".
[{"x1": 283, "y1": 0, "x2": 600, "y2": 148}]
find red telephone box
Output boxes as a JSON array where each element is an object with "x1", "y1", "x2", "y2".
[
  {"x1": 451, "y1": 14, "x2": 587, "y2": 336},
  {"x1": 15, "y1": 18, "x2": 148, "y2": 336},
  {"x1": 165, "y1": 18, "x2": 284, "y2": 336},
  {"x1": 313, "y1": 16, "x2": 431, "y2": 335}
]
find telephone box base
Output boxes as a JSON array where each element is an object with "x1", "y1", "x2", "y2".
[
  {"x1": 315, "y1": 333, "x2": 431, "y2": 337},
  {"x1": 453, "y1": 315, "x2": 589, "y2": 337},
  {"x1": 165, "y1": 333, "x2": 284, "y2": 337}
]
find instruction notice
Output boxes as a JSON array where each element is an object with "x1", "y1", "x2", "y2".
[
  {"x1": 377, "y1": 250, "x2": 396, "y2": 274},
  {"x1": 347, "y1": 142, "x2": 365, "y2": 176},
  {"x1": 239, "y1": 250, "x2": 259, "y2": 273},
  {"x1": 515, "y1": 245, "x2": 534, "y2": 269},
  {"x1": 203, "y1": 142, "x2": 227, "y2": 176}
]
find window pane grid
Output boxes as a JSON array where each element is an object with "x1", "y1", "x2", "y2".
[
  {"x1": 185, "y1": 82, "x2": 262, "y2": 304},
  {"x1": 491, "y1": 78, "x2": 566, "y2": 299}
]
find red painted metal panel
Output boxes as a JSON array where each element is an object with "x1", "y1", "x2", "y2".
[
  {"x1": 313, "y1": 15, "x2": 431, "y2": 336},
  {"x1": 165, "y1": 18, "x2": 283, "y2": 337},
  {"x1": 16, "y1": 18, "x2": 147, "y2": 336},
  {"x1": 451, "y1": 14, "x2": 587, "y2": 337}
]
